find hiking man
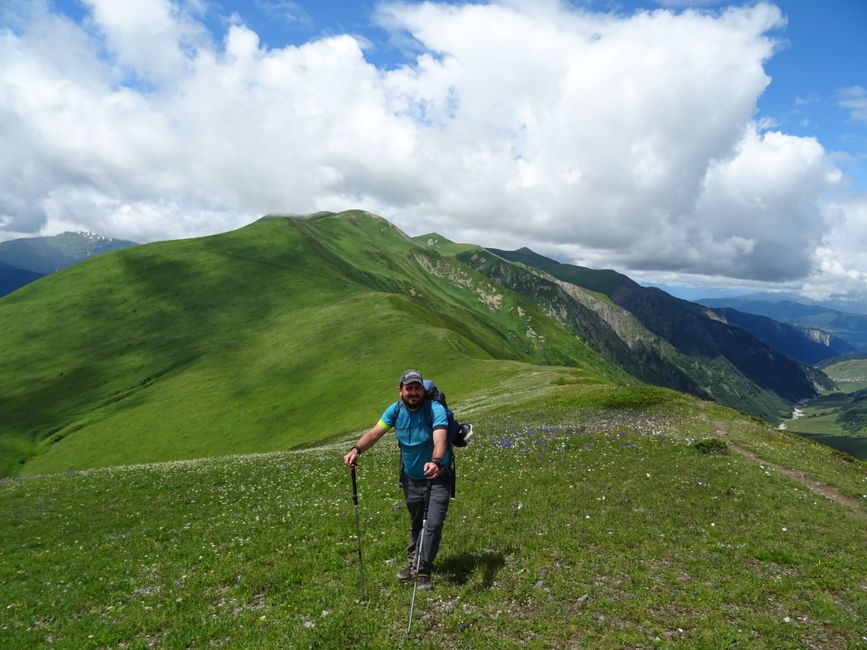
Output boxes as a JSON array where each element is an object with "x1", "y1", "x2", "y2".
[{"x1": 343, "y1": 369, "x2": 452, "y2": 591}]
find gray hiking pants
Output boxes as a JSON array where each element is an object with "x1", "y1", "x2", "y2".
[{"x1": 403, "y1": 476, "x2": 450, "y2": 575}]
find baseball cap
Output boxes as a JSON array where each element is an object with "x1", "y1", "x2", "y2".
[{"x1": 400, "y1": 369, "x2": 424, "y2": 386}]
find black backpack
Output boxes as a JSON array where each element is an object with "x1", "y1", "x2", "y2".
[{"x1": 422, "y1": 380, "x2": 470, "y2": 448}]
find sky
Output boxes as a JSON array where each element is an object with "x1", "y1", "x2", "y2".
[{"x1": 1, "y1": 0, "x2": 866, "y2": 305}]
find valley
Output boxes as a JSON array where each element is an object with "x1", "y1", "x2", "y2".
[{"x1": 778, "y1": 359, "x2": 867, "y2": 460}]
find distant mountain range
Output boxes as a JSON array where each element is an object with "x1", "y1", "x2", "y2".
[
  {"x1": 0, "y1": 261, "x2": 43, "y2": 296},
  {"x1": 0, "y1": 212, "x2": 847, "y2": 476},
  {"x1": 0, "y1": 231, "x2": 137, "y2": 297},
  {"x1": 696, "y1": 306, "x2": 855, "y2": 364},
  {"x1": 484, "y1": 247, "x2": 832, "y2": 407},
  {"x1": 697, "y1": 298, "x2": 867, "y2": 351}
]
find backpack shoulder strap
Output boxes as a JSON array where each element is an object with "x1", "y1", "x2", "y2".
[{"x1": 424, "y1": 398, "x2": 434, "y2": 430}]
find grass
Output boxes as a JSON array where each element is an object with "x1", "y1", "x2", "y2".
[{"x1": 2, "y1": 391, "x2": 865, "y2": 649}]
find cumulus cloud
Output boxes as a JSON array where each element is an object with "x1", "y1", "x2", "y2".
[
  {"x1": 0, "y1": 0, "x2": 859, "y2": 296},
  {"x1": 803, "y1": 195, "x2": 867, "y2": 303}
]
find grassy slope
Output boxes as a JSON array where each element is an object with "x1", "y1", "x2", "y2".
[
  {"x1": 1, "y1": 389, "x2": 864, "y2": 649},
  {"x1": 0, "y1": 212, "x2": 622, "y2": 476},
  {"x1": 822, "y1": 359, "x2": 867, "y2": 394}
]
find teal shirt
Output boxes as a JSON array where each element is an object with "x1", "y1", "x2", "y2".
[{"x1": 379, "y1": 400, "x2": 450, "y2": 480}]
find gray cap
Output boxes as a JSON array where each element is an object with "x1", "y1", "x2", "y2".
[{"x1": 400, "y1": 369, "x2": 424, "y2": 386}]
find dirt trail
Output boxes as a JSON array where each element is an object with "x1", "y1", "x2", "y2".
[{"x1": 698, "y1": 402, "x2": 866, "y2": 520}]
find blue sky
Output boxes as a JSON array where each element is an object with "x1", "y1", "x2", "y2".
[{"x1": 3, "y1": 0, "x2": 867, "y2": 305}]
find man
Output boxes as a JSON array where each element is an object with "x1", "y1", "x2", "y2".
[{"x1": 343, "y1": 369, "x2": 451, "y2": 591}]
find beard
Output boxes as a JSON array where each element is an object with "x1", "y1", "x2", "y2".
[{"x1": 402, "y1": 394, "x2": 424, "y2": 410}]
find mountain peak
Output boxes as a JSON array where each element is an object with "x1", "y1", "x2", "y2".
[{"x1": 62, "y1": 231, "x2": 111, "y2": 242}]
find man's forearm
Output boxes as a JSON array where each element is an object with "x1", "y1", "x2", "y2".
[
  {"x1": 354, "y1": 426, "x2": 387, "y2": 453},
  {"x1": 431, "y1": 428, "x2": 447, "y2": 461}
]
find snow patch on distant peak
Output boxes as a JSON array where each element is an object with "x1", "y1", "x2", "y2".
[{"x1": 63, "y1": 231, "x2": 112, "y2": 242}]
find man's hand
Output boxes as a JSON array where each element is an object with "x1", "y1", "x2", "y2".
[
  {"x1": 423, "y1": 461, "x2": 441, "y2": 479},
  {"x1": 344, "y1": 447, "x2": 359, "y2": 469}
]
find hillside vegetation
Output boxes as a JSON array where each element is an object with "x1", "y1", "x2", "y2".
[
  {"x1": 0, "y1": 212, "x2": 621, "y2": 476},
  {"x1": 1, "y1": 391, "x2": 865, "y2": 648}
]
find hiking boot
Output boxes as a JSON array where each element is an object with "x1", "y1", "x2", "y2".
[
  {"x1": 416, "y1": 574, "x2": 432, "y2": 591},
  {"x1": 396, "y1": 557, "x2": 416, "y2": 582}
]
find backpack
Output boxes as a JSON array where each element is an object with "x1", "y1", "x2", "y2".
[
  {"x1": 421, "y1": 379, "x2": 470, "y2": 448},
  {"x1": 395, "y1": 379, "x2": 469, "y2": 498}
]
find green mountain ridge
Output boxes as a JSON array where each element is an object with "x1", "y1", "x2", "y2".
[
  {"x1": 0, "y1": 210, "x2": 841, "y2": 476},
  {"x1": 0, "y1": 212, "x2": 623, "y2": 476}
]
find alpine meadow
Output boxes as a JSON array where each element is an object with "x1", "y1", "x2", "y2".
[{"x1": 1, "y1": 211, "x2": 865, "y2": 648}]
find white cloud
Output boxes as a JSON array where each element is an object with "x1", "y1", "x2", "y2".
[
  {"x1": 80, "y1": 0, "x2": 208, "y2": 83},
  {"x1": 802, "y1": 195, "x2": 867, "y2": 303},
  {"x1": 0, "y1": 0, "x2": 859, "y2": 296},
  {"x1": 254, "y1": 0, "x2": 311, "y2": 28},
  {"x1": 836, "y1": 86, "x2": 867, "y2": 123}
]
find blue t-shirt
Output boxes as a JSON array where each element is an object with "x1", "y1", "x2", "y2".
[{"x1": 379, "y1": 399, "x2": 450, "y2": 480}]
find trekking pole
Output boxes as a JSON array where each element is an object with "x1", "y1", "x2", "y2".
[
  {"x1": 406, "y1": 480, "x2": 433, "y2": 637},
  {"x1": 350, "y1": 467, "x2": 367, "y2": 603}
]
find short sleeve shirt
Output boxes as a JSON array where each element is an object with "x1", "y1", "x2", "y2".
[{"x1": 379, "y1": 399, "x2": 450, "y2": 480}]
